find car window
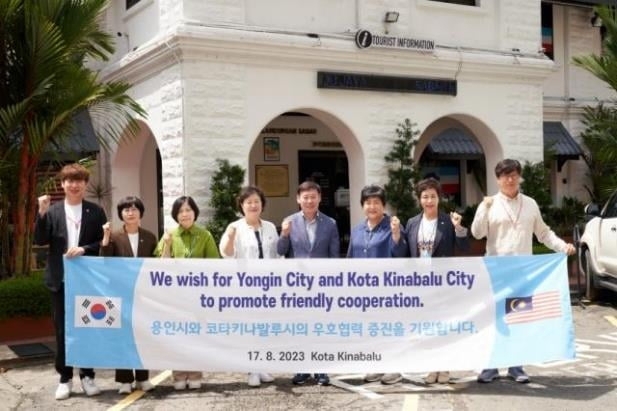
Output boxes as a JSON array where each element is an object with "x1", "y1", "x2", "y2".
[{"x1": 602, "y1": 192, "x2": 617, "y2": 218}]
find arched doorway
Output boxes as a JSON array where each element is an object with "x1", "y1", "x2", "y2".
[
  {"x1": 416, "y1": 115, "x2": 503, "y2": 208},
  {"x1": 109, "y1": 121, "x2": 162, "y2": 236},
  {"x1": 248, "y1": 110, "x2": 361, "y2": 254}
]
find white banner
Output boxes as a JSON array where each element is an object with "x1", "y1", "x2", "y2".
[{"x1": 65, "y1": 255, "x2": 575, "y2": 372}]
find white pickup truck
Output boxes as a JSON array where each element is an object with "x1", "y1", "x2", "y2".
[{"x1": 579, "y1": 189, "x2": 617, "y2": 301}]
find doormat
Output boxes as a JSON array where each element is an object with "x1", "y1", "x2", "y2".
[{"x1": 7, "y1": 343, "x2": 53, "y2": 358}]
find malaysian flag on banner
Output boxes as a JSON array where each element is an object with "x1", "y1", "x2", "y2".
[
  {"x1": 504, "y1": 291, "x2": 561, "y2": 325},
  {"x1": 74, "y1": 296, "x2": 122, "y2": 328}
]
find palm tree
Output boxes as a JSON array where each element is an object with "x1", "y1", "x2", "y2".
[
  {"x1": 0, "y1": 0, "x2": 146, "y2": 275},
  {"x1": 572, "y1": 5, "x2": 617, "y2": 203}
]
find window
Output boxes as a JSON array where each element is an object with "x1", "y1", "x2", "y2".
[
  {"x1": 541, "y1": 3, "x2": 554, "y2": 60},
  {"x1": 126, "y1": 0, "x2": 140, "y2": 10},
  {"x1": 603, "y1": 192, "x2": 617, "y2": 218},
  {"x1": 429, "y1": 0, "x2": 477, "y2": 5}
]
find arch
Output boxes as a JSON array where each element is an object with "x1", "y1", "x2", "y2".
[
  {"x1": 246, "y1": 108, "x2": 365, "y2": 253},
  {"x1": 109, "y1": 120, "x2": 162, "y2": 236},
  {"x1": 416, "y1": 114, "x2": 503, "y2": 203}
]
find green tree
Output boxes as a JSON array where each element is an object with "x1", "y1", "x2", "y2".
[
  {"x1": 521, "y1": 160, "x2": 552, "y2": 212},
  {"x1": 0, "y1": 0, "x2": 145, "y2": 276},
  {"x1": 206, "y1": 159, "x2": 245, "y2": 243},
  {"x1": 384, "y1": 118, "x2": 421, "y2": 223},
  {"x1": 579, "y1": 104, "x2": 617, "y2": 203},
  {"x1": 572, "y1": 5, "x2": 617, "y2": 203}
]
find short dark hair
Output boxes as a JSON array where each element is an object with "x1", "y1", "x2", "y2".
[
  {"x1": 237, "y1": 186, "x2": 266, "y2": 215},
  {"x1": 495, "y1": 159, "x2": 522, "y2": 177},
  {"x1": 297, "y1": 181, "x2": 321, "y2": 195},
  {"x1": 171, "y1": 196, "x2": 199, "y2": 222},
  {"x1": 415, "y1": 178, "x2": 442, "y2": 198},
  {"x1": 117, "y1": 196, "x2": 145, "y2": 220},
  {"x1": 59, "y1": 163, "x2": 90, "y2": 182},
  {"x1": 360, "y1": 184, "x2": 386, "y2": 206}
]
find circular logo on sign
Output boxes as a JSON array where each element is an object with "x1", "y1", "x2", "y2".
[{"x1": 355, "y1": 29, "x2": 373, "y2": 49}]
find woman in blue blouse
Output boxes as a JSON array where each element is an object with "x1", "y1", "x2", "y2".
[{"x1": 347, "y1": 184, "x2": 405, "y2": 385}]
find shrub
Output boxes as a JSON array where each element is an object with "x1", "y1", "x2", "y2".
[
  {"x1": 384, "y1": 118, "x2": 421, "y2": 223},
  {"x1": 206, "y1": 159, "x2": 245, "y2": 243},
  {"x1": 0, "y1": 270, "x2": 50, "y2": 320},
  {"x1": 543, "y1": 196, "x2": 586, "y2": 237}
]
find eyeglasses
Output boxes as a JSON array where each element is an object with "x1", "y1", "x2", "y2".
[
  {"x1": 122, "y1": 206, "x2": 140, "y2": 213},
  {"x1": 500, "y1": 173, "x2": 521, "y2": 181}
]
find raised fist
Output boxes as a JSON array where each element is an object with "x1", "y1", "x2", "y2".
[{"x1": 38, "y1": 194, "x2": 51, "y2": 215}]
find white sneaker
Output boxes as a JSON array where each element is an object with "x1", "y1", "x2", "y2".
[
  {"x1": 187, "y1": 380, "x2": 201, "y2": 390},
  {"x1": 173, "y1": 380, "x2": 187, "y2": 390},
  {"x1": 136, "y1": 380, "x2": 154, "y2": 392},
  {"x1": 437, "y1": 371, "x2": 450, "y2": 384},
  {"x1": 259, "y1": 373, "x2": 274, "y2": 383},
  {"x1": 81, "y1": 376, "x2": 101, "y2": 396},
  {"x1": 247, "y1": 373, "x2": 261, "y2": 387},
  {"x1": 55, "y1": 381, "x2": 72, "y2": 400},
  {"x1": 118, "y1": 383, "x2": 132, "y2": 394},
  {"x1": 424, "y1": 372, "x2": 438, "y2": 384}
]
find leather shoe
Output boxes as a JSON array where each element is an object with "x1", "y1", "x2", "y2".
[
  {"x1": 477, "y1": 369, "x2": 499, "y2": 383},
  {"x1": 507, "y1": 366, "x2": 529, "y2": 383},
  {"x1": 292, "y1": 373, "x2": 311, "y2": 385},
  {"x1": 315, "y1": 373, "x2": 330, "y2": 386},
  {"x1": 381, "y1": 373, "x2": 402, "y2": 384},
  {"x1": 363, "y1": 373, "x2": 383, "y2": 383}
]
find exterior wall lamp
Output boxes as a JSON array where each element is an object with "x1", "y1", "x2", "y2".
[{"x1": 384, "y1": 11, "x2": 400, "y2": 23}]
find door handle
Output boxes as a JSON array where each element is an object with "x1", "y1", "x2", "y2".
[{"x1": 612, "y1": 226, "x2": 617, "y2": 232}]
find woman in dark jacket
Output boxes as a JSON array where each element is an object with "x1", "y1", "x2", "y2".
[
  {"x1": 100, "y1": 196, "x2": 157, "y2": 394},
  {"x1": 401, "y1": 177, "x2": 469, "y2": 383}
]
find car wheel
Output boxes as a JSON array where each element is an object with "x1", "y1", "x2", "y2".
[{"x1": 584, "y1": 249, "x2": 600, "y2": 301}]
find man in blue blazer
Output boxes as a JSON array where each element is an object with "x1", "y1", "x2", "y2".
[
  {"x1": 33, "y1": 163, "x2": 107, "y2": 400},
  {"x1": 277, "y1": 181, "x2": 340, "y2": 385},
  {"x1": 277, "y1": 181, "x2": 340, "y2": 259}
]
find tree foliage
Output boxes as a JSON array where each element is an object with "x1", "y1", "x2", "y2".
[
  {"x1": 572, "y1": 4, "x2": 617, "y2": 205},
  {"x1": 579, "y1": 104, "x2": 617, "y2": 203},
  {"x1": 0, "y1": 0, "x2": 145, "y2": 276},
  {"x1": 521, "y1": 160, "x2": 552, "y2": 212},
  {"x1": 206, "y1": 159, "x2": 245, "y2": 243},
  {"x1": 384, "y1": 118, "x2": 421, "y2": 223}
]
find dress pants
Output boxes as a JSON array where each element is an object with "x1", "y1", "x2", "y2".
[{"x1": 116, "y1": 369, "x2": 149, "y2": 383}]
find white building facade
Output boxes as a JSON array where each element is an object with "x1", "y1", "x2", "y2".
[{"x1": 96, "y1": 0, "x2": 615, "y2": 239}]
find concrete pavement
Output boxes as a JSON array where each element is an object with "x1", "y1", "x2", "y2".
[{"x1": 0, "y1": 336, "x2": 55, "y2": 371}]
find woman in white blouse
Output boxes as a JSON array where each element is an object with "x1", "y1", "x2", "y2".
[{"x1": 219, "y1": 185, "x2": 279, "y2": 387}]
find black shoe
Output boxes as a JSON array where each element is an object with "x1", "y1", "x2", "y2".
[
  {"x1": 292, "y1": 373, "x2": 311, "y2": 385},
  {"x1": 315, "y1": 373, "x2": 330, "y2": 386}
]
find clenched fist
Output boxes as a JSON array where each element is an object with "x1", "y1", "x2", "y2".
[
  {"x1": 482, "y1": 196, "x2": 494, "y2": 208},
  {"x1": 101, "y1": 222, "x2": 111, "y2": 246},
  {"x1": 226, "y1": 224, "x2": 237, "y2": 242},
  {"x1": 280, "y1": 219, "x2": 291, "y2": 237},
  {"x1": 450, "y1": 211, "x2": 462, "y2": 228},
  {"x1": 38, "y1": 194, "x2": 51, "y2": 215},
  {"x1": 391, "y1": 215, "x2": 401, "y2": 243}
]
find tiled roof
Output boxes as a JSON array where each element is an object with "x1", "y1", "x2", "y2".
[{"x1": 543, "y1": 121, "x2": 583, "y2": 157}]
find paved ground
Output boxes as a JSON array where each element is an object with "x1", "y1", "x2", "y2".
[{"x1": 1, "y1": 301, "x2": 616, "y2": 410}]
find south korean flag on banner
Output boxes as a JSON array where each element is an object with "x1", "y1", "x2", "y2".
[{"x1": 74, "y1": 296, "x2": 122, "y2": 328}]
